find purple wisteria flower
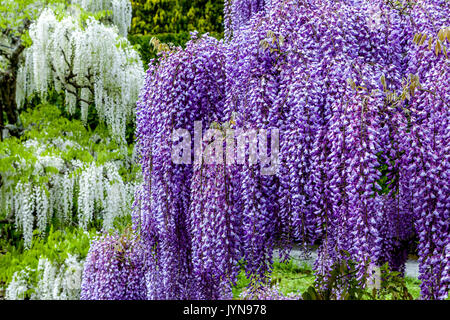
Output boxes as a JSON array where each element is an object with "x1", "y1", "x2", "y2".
[
  {"x1": 80, "y1": 232, "x2": 148, "y2": 300},
  {"x1": 134, "y1": 34, "x2": 228, "y2": 299},
  {"x1": 127, "y1": 0, "x2": 449, "y2": 300}
]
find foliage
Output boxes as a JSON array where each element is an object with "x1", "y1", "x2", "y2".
[
  {"x1": 233, "y1": 259, "x2": 314, "y2": 300},
  {"x1": 405, "y1": 276, "x2": 422, "y2": 300},
  {"x1": 233, "y1": 258, "x2": 421, "y2": 300},
  {"x1": 130, "y1": 0, "x2": 224, "y2": 36},
  {"x1": 304, "y1": 256, "x2": 414, "y2": 300},
  {"x1": 128, "y1": 31, "x2": 222, "y2": 66},
  {"x1": 80, "y1": 228, "x2": 147, "y2": 300},
  {"x1": 269, "y1": 260, "x2": 315, "y2": 297}
]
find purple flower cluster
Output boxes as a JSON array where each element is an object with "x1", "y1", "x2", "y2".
[
  {"x1": 223, "y1": 7, "x2": 284, "y2": 280},
  {"x1": 224, "y1": 0, "x2": 266, "y2": 39},
  {"x1": 221, "y1": 0, "x2": 449, "y2": 298},
  {"x1": 80, "y1": 233, "x2": 148, "y2": 300},
  {"x1": 189, "y1": 137, "x2": 242, "y2": 299},
  {"x1": 134, "y1": 34, "x2": 229, "y2": 299},
  {"x1": 129, "y1": 0, "x2": 449, "y2": 300},
  {"x1": 223, "y1": 0, "x2": 408, "y2": 287}
]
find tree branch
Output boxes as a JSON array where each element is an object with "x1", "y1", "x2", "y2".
[{"x1": 0, "y1": 218, "x2": 14, "y2": 224}]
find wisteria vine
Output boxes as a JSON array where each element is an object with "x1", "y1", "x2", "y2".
[{"x1": 85, "y1": 0, "x2": 449, "y2": 300}]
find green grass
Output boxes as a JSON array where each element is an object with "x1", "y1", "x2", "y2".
[
  {"x1": 269, "y1": 260, "x2": 316, "y2": 296},
  {"x1": 232, "y1": 259, "x2": 316, "y2": 299},
  {"x1": 405, "y1": 276, "x2": 422, "y2": 299},
  {"x1": 232, "y1": 259, "x2": 423, "y2": 300}
]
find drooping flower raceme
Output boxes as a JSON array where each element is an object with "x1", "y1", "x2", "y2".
[
  {"x1": 80, "y1": 232, "x2": 148, "y2": 300},
  {"x1": 395, "y1": 0, "x2": 450, "y2": 299},
  {"x1": 17, "y1": 9, "x2": 144, "y2": 142},
  {"x1": 6, "y1": 255, "x2": 85, "y2": 300},
  {"x1": 0, "y1": 135, "x2": 137, "y2": 246},
  {"x1": 134, "y1": 34, "x2": 227, "y2": 299},
  {"x1": 128, "y1": 0, "x2": 449, "y2": 300},
  {"x1": 223, "y1": 0, "x2": 406, "y2": 284}
]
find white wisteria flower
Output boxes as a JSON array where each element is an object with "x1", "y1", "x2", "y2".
[{"x1": 17, "y1": 8, "x2": 144, "y2": 142}]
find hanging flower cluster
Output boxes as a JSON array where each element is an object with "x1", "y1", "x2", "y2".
[
  {"x1": 16, "y1": 8, "x2": 144, "y2": 142},
  {"x1": 77, "y1": 162, "x2": 136, "y2": 231},
  {"x1": 222, "y1": 0, "x2": 406, "y2": 284},
  {"x1": 189, "y1": 133, "x2": 243, "y2": 300},
  {"x1": 71, "y1": 0, "x2": 132, "y2": 37},
  {"x1": 80, "y1": 232, "x2": 148, "y2": 300},
  {"x1": 6, "y1": 254, "x2": 85, "y2": 300},
  {"x1": 130, "y1": 0, "x2": 448, "y2": 300},
  {"x1": 394, "y1": 0, "x2": 449, "y2": 300},
  {"x1": 224, "y1": 0, "x2": 266, "y2": 39},
  {"x1": 134, "y1": 33, "x2": 228, "y2": 299},
  {"x1": 0, "y1": 136, "x2": 137, "y2": 248}
]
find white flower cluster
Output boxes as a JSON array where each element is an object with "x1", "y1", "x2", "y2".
[
  {"x1": 5, "y1": 165, "x2": 136, "y2": 247},
  {"x1": 17, "y1": 8, "x2": 144, "y2": 142},
  {"x1": 50, "y1": 173, "x2": 75, "y2": 225},
  {"x1": 1, "y1": 136, "x2": 137, "y2": 248},
  {"x1": 5, "y1": 268, "x2": 32, "y2": 300},
  {"x1": 5, "y1": 255, "x2": 85, "y2": 300},
  {"x1": 71, "y1": 0, "x2": 132, "y2": 37},
  {"x1": 13, "y1": 182, "x2": 54, "y2": 249},
  {"x1": 78, "y1": 162, "x2": 136, "y2": 231},
  {"x1": 14, "y1": 182, "x2": 37, "y2": 249}
]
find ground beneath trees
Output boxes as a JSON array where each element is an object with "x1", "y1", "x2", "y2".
[{"x1": 274, "y1": 247, "x2": 420, "y2": 278}]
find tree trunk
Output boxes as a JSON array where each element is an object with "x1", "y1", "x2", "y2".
[
  {"x1": 0, "y1": 70, "x2": 21, "y2": 140},
  {"x1": 0, "y1": 74, "x2": 19, "y2": 123},
  {"x1": 0, "y1": 20, "x2": 30, "y2": 140}
]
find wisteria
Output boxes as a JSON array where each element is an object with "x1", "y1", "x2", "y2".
[
  {"x1": 16, "y1": 8, "x2": 144, "y2": 142},
  {"x1": 395, "y1": 0, "x2": 449, "y2": 299},
  {"x1": 4, "y1": 0, "x2": 447, "y2": 301},
  {"x1": 0, "y1": 136, "x2": 138, "y2": 248},
  {"x1": 80, "y1": 232, "x2": 147, "y2": 300},
  {"x1": 189, "y1": 135, "x2": 242, "y2": 299},
  {"x1": 6, "y1": 255, "x2": 85, "y2": 300},
  {"x1": 134, "y1": 33, "x2": 228, "y2": 299},
  {"x1": 131, "y1": 0, "x2": 449, "y2": 300}
]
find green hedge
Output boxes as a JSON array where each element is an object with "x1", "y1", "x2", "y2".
[{"x1": 130, "y1": 0, "x2": 224, "y2": 36}]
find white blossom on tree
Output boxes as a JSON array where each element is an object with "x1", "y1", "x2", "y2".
[
  {"x1": 17, "y1": 8, "x2": 144, "y2": 142},
  {"x1": 5, "y1": 268, "x2": 32, "y2": 300},
  {"x1": 1, "y1": 136, "x2": 139, "y2": 245},
  {"x1": 6, "y1": 255, "x2": 85, "y2": 300},
  {"x1": 14, "y1": 182, "x2": 35, "y2": 249},
  {"x1": 34, "y1": 185, "x2": 49, "y2": 233},
  {"x1": 31, "y1": 255, "x2": 85, "y2": 300}
]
